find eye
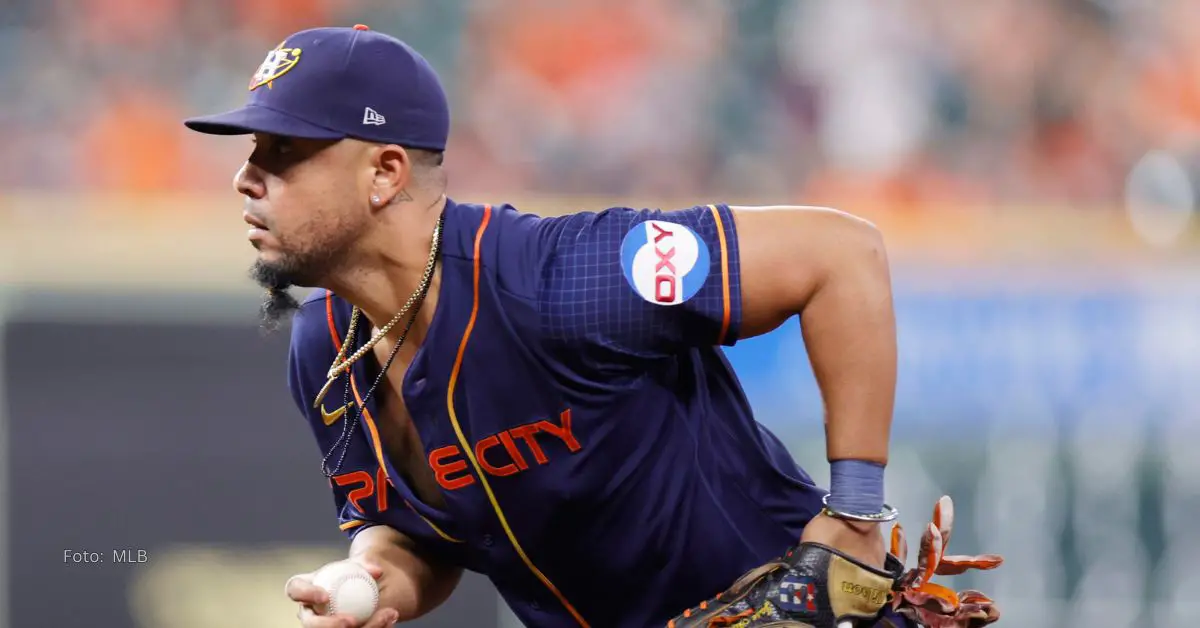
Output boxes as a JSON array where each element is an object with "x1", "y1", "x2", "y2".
[{"x1": 251, "y1": 136, "x2": 295, "y2": 157}]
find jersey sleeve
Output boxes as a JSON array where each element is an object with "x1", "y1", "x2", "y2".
[
  {"x1": 286, "y1": 295, "x2": 381, "y2": 540},
  {"x1": 534, "y1": 203, "x2": 742, "y2": 360},
  {"x1": 329, "y1": 478, "x2": 381, "y2": 540}
]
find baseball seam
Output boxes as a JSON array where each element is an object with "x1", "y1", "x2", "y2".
[{"x1": 324, "y1": 572, "x2": 379, "y2": 616}]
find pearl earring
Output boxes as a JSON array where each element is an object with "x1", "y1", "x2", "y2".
[{"x1": 371, "y1": 195, "x2": 381, "y2": 205}]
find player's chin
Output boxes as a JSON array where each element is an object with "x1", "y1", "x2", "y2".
[
  {"x1": 250, "y1": 241, "x2": 293, "y2": 272},
  {"x1": 249, "y1": 235, "x2": 297, "y2": 266}
]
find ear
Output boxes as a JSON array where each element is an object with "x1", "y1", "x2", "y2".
[{"x1": 368, "y1": 144, "x2": 414, "y2": 207}]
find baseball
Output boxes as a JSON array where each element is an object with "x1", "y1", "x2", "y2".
[{"x1": 309, "y1": 560, "x2": 380, "y2": 622}]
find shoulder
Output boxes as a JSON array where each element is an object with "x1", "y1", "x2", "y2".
[
  {"x1": 443, "y1": 201, "x2": 553, "y2": 300},
  {"x1": 444, "y1": 199, "x2": 673, "y2": 270},
  {"x1": 447, "y1": 201, "x2": 656, "y2": 272},
  {"x1": 531, "y1": 204, "x2": 732, "y2": 259},
  {"x1": 533, "y1": 203, "x2": 731, "y2": 289},
  {"x1": 445, "y1": 201, "x2": 545, "y2": 257}
]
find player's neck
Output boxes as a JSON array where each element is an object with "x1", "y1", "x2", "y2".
[
  {"x1": 338, "y1": 268, "x2": 442, "y2": 347},
  {"x1": 325, "y1": 195, "x2": 446, "y2": 343}
]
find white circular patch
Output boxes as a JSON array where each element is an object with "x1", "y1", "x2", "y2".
[{"x1": 620, "y1": 220, "x2": 711, "y2": 305}]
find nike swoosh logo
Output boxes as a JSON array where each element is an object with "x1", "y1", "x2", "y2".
[{"x1": 321, "y1": 403, "x2": 352, "y2": 426}]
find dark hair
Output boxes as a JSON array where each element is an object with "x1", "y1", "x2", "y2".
[
  {"x1": 406, "y1": 147, "x2": 446, "y2": 191},
  {"x1": 407, "y1": 147, "x2": 444, "y2": 167}
]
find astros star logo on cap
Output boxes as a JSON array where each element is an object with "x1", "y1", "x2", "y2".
[{"x1": 249, "y1": 41, "x2": 302, "y2": 91}]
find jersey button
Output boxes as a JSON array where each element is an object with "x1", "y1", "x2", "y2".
[
  {"x1": 482, "y1": 534, "x2": 494, "y2": 547},
  {"x1": 530, "y1": 601, "x2": 541, "y2": 611}
]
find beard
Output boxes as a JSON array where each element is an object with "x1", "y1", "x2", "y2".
[
  {"x1": 249, "y1": 259, "x2": 304, "y2": 334},
  {"x1": 249, "y1": 218, "x2": 364, "y2": 333}
]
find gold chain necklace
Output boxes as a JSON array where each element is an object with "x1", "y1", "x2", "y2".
[{"x1": 311, "y1": 211, "x2": 444, "y2": 411}]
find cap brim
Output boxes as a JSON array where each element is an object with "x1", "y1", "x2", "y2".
[{"x1": 183, "y1": 104, "x2": 345, "y2": 140}]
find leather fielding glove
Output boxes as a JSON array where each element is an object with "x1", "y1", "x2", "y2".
[
  {"x1": 667, "y1": 496, "x2": 1004, "y2": 628},
  {"x1": 885, "y1": 496, "x2": 1003, "y2": 627}
]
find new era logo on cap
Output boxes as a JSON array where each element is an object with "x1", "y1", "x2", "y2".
[{"x1": 363, "y1": 107, "x2": 386, "y2": 126}]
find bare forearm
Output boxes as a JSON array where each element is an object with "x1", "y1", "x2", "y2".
[
  {"x1": 731, "y1": 205, "x2": 898, "y2": 464},
  {"x1": 350, "y1": 525, "x2": 462, "y2": 620},
  {"x1": 800, "y1": 222, "x2": 896, "y2": 465},
  {"x1": 726, "y1": 205, "x2": 897, "y2": 567}
]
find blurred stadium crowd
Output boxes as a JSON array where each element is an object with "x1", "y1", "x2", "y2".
[{"x1": 2, "y1": 0, "x2": 1198, "y2": 209}]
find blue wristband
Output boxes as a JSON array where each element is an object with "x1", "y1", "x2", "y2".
[{"x1": 827, "y1": 459, "x2": 885, "y2": 516}]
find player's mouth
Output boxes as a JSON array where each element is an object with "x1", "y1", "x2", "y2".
[
  {"x1": 244, "y1": 213, "x2": 274, "y2": 251},
  {"x1": 243, "y1": 211, "x2": 269, "y2": 231}
]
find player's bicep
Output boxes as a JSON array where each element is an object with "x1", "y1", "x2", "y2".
[
  {"x1": 727, "y1": 205, "x2": 888, "y2": 339},
  {"x1": 536, "y1": 204, "x2": 742, "y2": 357}
]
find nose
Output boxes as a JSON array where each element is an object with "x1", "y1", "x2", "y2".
[{"x1": 233, "y1": 161, "x2": 265, "y2": 199}]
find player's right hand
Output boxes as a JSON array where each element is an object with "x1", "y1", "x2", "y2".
[{"x1": 285, "y1": 561, "x2": 401, "y2": 628}]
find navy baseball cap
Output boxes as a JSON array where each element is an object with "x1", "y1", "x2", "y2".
[{"x1": 184, "y1": 25, "x2": 449, "y2": 151}]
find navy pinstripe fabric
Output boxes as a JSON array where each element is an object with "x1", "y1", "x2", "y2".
[{"x1": 536, "y1": 204, "x2": 742, "y2": 358}]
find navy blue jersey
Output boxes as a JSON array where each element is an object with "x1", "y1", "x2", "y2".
[{"x1": 286, "y1": 200, "x2": 828, "y2": 627}]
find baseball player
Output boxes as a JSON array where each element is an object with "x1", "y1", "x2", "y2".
[{"x1": 185, "y1": 25, "x2": 1002, "y2": 628}]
